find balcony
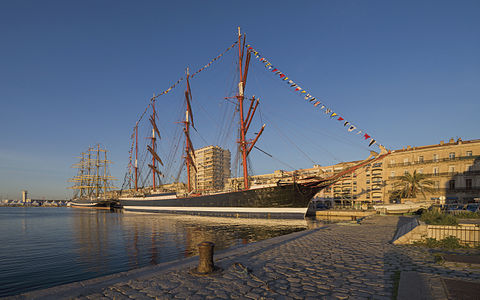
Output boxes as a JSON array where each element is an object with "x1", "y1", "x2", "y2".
[
  {"x1": 387, "y1": 155, "x2": 480, "y2": 168},
  {"x1": 388, "y1": 170, "x2": 480, "y2": 180}
]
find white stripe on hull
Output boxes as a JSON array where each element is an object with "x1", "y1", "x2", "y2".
[
  {"x1": 71, "y1": 203, "x2": 98, "y2": 207},
  {"x1": 123, "y1": 206, "x2": 308, "y2": 214}
]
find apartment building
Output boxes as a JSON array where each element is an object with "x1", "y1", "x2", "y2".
[
  {"x1": 193, "y1": 145, "x2": 231, "y2": 192},
  {"x1": 316, "y1": 138, "x2": 480, "y2": 204}
]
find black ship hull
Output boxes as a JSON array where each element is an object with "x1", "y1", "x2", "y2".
[{"x1": 118, "y1": 183, "x2": 322, "y2": 219}]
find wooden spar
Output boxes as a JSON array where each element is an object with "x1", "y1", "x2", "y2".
[
  {"x1": 147, "y1": 145, "x2": 164, "y2": 166},
  {"x1": 185, "y1": 69, "x2": 195, "y2": 129},
  {"x1": 242, "y1": 51, "x2": 251, "y2": 89},
  {"x1": 186, "y1": 151, "x2": 197, "y2": 172},
  {"x1": 237, "y1": 27, "x2": 250, "y2": 190},
  {"x1": 148, "y1": 164, "x2": 163, "y2": 175},
  {"x1": 184, "y1": 128, "x2": 196, "y2": 158},
  {"x1": 303, "y1": 152, "x2": 391, "y2": 189},
  {"x1": 244, "y1": 98, "x2": 259, "y2": 134},
  {"x1": 149, "y1": 116, "x2": 161, "y2": 140},
  {"x1": 185, "y1": 91, "x2": 195, "y2": 129},
  {"x1": 244, "y1": 96, "x2": 255, "y2": 129},
  {"x1": 247, "y1": 124, "x2": 265, "y2": 156}
]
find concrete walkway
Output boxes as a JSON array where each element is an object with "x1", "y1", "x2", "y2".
[{"x1": 11, "y1": 216, "x2": 480, "y2": 299}]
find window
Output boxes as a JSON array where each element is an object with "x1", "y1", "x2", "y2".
[
  {"x1": 434, "y1": 181, "x2": 440, "y2": 189},
  {"x1": 449, "y1": 180, "x2": 455, "y2": 190},
  {"x1": 448, "y1": 166, "x2": 455, "y2": 173},
  {"x1": 418, "y1": 168, "x2": 423, "y2": 174},
  {"x1": 466, "y1": 179, "x2": 472, "y2": 190},
  {"x1": 366, "y1": 179, "x2": 370, "y2": 184},
  {"x1": 433, "y1": 167, "x2": 439, "y2": 176},
  {"x1": 418, "y1": 156, "x2": 424, "y2": 163},
  {"x1": 466, "y1": 151, "x2": 472, "y2": 157},
  {"x1": 390, "y1": 171, "x2": 395, "y2": 178},
  {"x1": 404, "y1": 170, "x2": 408, "y2": 175},
  {"x1": 403, "y1": 158, "x2": 409, "y2": 165},
  {"x1": 433, "y1": 154, "x2": 438, "y2": 162},
  {"x1": 449, "y1": 152, "x2": 455, "y2": 160},
  {"x1": 390, "y1": 159, "x2": 395, "y2": 165}
]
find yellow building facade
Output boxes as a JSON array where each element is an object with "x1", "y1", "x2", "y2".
[
  {"x1": 316, "y1": 138, "x2": 480, "y2": 204},
  {"x1": 193, "y1": 145, "x2": 231, "y2": 192}
]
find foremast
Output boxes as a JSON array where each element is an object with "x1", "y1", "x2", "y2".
[
  {"x1": 236, "y1": 27, "x2": 265, "y2": 190},
  {"x1": 183, "y1": 68, "x2": 197, "y2": 193},
  {"x1": 147, "y1": 97, "x2": 164, "y2": 192}
]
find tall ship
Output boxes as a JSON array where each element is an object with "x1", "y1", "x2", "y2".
[
  {"x1": 68, "y1": 144, "x2": 117, "y2": 209},
  {"x1": 118, "y1": 29, "x2": 389, "y2": 218}
]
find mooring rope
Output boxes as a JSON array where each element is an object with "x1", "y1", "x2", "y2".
[{"x1": 232, "y1": 262, "x2": 274, "y2": 293}]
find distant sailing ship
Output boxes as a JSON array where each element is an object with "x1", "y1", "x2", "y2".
[
  {"x1": 68, "y1": 144, "x2": 117, "y2": 209},
  {"x1": 118, "y1": 29, "x2": 389, "y2": 218}
]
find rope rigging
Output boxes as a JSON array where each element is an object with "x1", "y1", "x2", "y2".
[{"x1": 120, "y1": 36, "x2": 387, "y2": 193}]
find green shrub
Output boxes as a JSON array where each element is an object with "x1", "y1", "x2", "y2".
[
  {"x1": 455, "y1": 211, "x2": 480, "y2": 219},
  {"x1": 413, "y1": 236, "x2": 464, "y2": 249},
  {"x1": 420, "y1": 210, "x2": 458, "y2": 225}
]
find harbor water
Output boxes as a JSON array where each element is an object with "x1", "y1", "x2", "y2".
[{"x1": 0, "y1": 207, "x2": 308, "y2": 297}]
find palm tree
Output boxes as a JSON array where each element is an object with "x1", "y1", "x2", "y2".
[{"x1": 392, "y1": 170, "x2": 436, "y2": 199}]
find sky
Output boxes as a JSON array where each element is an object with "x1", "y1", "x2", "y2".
[{"x1": 0, "y1": 0, "x2": 479, "y2": 200}]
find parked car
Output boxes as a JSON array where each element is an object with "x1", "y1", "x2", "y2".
[
  {"x1": 465, "y1": 203, "x2": 480, "y2": 213},
  {"x1": 447, "y1": 204, "x2": 465, "y2": 212}
]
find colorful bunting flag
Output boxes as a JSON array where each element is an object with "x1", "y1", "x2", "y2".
[{"x1": 246, "y1": 43, "x2": 384, "y2": 149}]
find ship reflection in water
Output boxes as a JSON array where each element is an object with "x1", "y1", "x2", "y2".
[
  {"x1": 0, "y1": 207, "x2": 313, "y2": 297},
  {"x1": 73, "y1": 210, "x2": 310, "y2": 272}
]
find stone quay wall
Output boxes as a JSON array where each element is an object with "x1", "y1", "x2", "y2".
[{"x1": 16, "y1": 216, "x2": 480, "y2": 300}]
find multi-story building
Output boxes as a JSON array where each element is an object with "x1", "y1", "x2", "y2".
[
  {"x1": 384, "y1": 138, "x2": 480, "y2": 204},
  {"x1": 193, "y1": 145, "x2": 231, "y2": 192},
  {"x1": 317, "y1": 138, "x2": 480, "y2": 205}
]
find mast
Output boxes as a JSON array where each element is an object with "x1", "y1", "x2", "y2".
[
  {"x1": 147, "y1": 98, "x2": 164, "y2": 191},
  {"x1": 236, "y1": 27, "x2": 265, "y2": 190},
  {"x1": 87, "y1": 147, "x2": 92, "y2": 198},
  {"x1": 96, "y1": 144, "x2": 100, "y2": 198},
  {"x1": 237, "y1": 27, "x2": 249, "y2": 190},
  {"x1": 151, "y1": 98, "x2": 157, "y2": 190},
  {"x1": 103, "y1": 149, "x2": 107, "y2": 200},
  {"x1": 185, "y1": 110, "x2": 192, "y2": 192},
  {"x1": 183, "y1": 68, "x2": 196, "y2": 193},
  {"x1": 135, "y1": 125, "x2": 138, "y2": 191}
]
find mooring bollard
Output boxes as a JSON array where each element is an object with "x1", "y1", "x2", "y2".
[{"x1": 197, "y1": 241, "x2": 215, "y2": 274}]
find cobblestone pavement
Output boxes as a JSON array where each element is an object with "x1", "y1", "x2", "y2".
[{"x1": 20, "y1": 216, "x2": 480, "y2": 299}]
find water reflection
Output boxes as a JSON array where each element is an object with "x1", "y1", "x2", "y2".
[
  {"x1": 71, "y1": 210, "x2": 311, "y2": 274},
  {"x1": 1, "y1": 207, "x2": 310, "y2": 297}
]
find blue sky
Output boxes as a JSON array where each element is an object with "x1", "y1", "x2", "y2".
[{"x1": 1, "y1": 0, "x2": 479, "y2": 199}]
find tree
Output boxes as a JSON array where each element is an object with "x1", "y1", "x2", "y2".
[{"x1": 392, "y1": 170, "x2": 436, "y2": 199}]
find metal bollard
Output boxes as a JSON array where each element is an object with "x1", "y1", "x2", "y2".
[{"x1": 197, "y1": 241, "x2": 215, "y2": 274}]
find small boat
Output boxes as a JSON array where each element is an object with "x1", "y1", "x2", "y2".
[{"x1": 373, "y1": 202, "x2": 431, "y2": 214}]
